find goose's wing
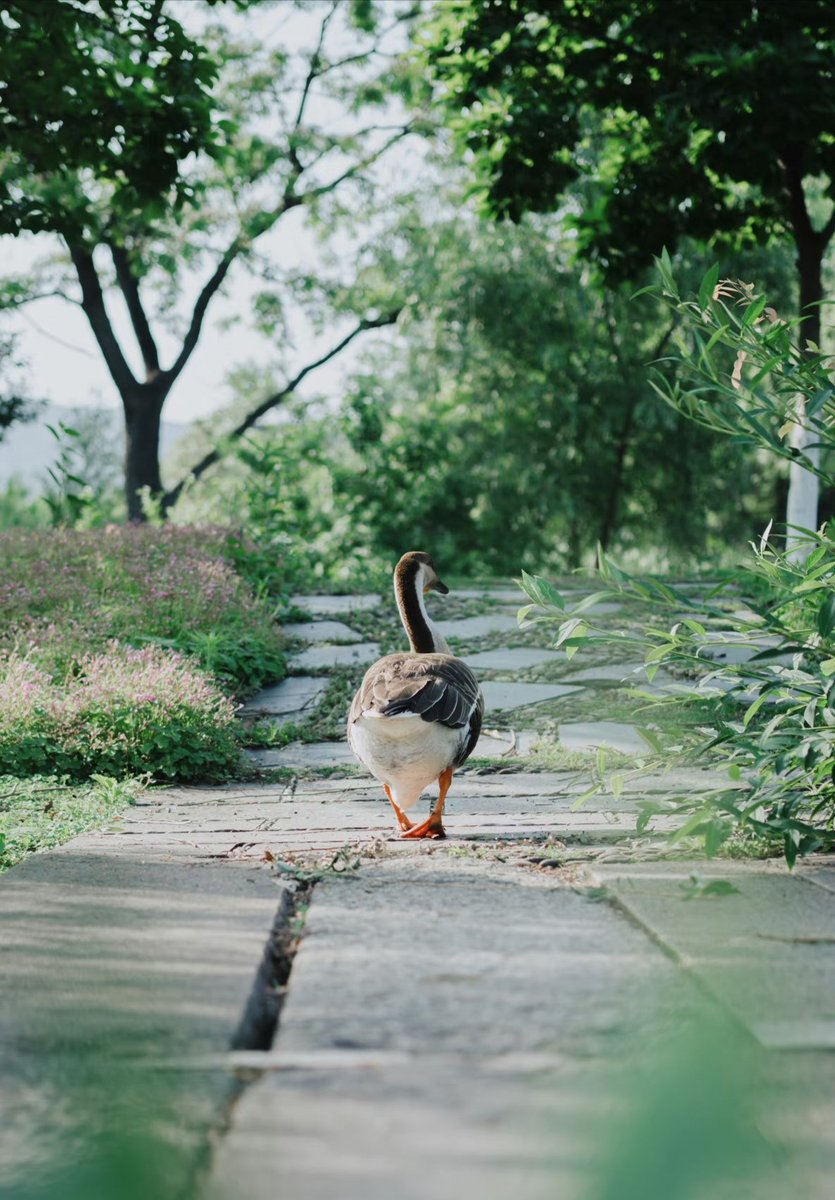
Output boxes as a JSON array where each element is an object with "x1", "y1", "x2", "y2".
[{"x1": 350, "y1": 653, "x2": 484, "y2": 766}]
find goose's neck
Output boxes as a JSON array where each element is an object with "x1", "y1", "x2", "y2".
[{"x1": 395, "y1": 563, "x2": 451, "y2": 655}]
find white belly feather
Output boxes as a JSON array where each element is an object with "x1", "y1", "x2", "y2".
[{"x1": 349, "y1": 714, "x2": 465, "y2": 810}]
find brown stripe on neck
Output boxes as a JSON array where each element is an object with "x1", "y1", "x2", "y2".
[{"x1": 395, "y1": 558, "x2": 436, "y2": 653}]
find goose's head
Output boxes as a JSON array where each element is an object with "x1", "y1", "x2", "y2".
[{"x1": 395, "y1": 551, "x2": 449, "y2": 596}]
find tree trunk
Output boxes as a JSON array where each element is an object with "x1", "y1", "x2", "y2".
[
  {"x1": 785, "y1": 231, "x2": 824, "y2": 559},
  {"x1": 123, "y1": 384, "x2": 168, "y2": 521}
]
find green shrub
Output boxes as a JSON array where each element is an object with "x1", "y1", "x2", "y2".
[
  {"x1": 0, "y1": 645, "x2": 240, "y2": 782},
  {"x1": 519, "y1": 261, "x2": 835, "y2": 864}
]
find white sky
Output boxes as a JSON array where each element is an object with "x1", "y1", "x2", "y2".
[{"x1": 0, "y1": 0, "x2": 425, "y2": 425}]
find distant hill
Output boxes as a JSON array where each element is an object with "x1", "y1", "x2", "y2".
[{"x1": 0, "y1": 405, "x2": 190, "y2": 490}]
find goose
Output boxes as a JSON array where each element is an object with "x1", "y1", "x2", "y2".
[{"x1": 347, "y1": 551, "x2": 484, "y2": 839}]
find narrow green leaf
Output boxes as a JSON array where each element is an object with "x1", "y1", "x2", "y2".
[{"x1": 698, "y1": 264, "x2": 720, "y2": 310}]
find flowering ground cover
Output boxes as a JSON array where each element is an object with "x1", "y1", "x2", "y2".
[
  {"x1": 0, "y1": 527, "x2": 288, "y2": 864},
  {"x1": 0, "y1": 526, "x2": 285, "y2": 692}
]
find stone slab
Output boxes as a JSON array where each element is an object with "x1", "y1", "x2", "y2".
[
  {"x1": 283, "y1": 620, "x2": 362, "y2": 643},
  {"x1": 436, "y1": 614, "x2": 521, "y2": 640},
  {"x1": 563, "y1": 662, "x2": 650, "y2": 683},
  {"x1": 248, "y1": 742, "x2": 358, "y2": 769},
  {"x1": 0, "y1": 845, "x2": 286, "y2": 1197},
  {"x1": 206, "y1": 858, "x2": 708, "y2": 1200},
  {"x1": 599, "y1": 865, "x2": 835, "y2": 1049},
  {"x1": 454, "y1": 587, "x2": 528, "y2": 602},
  {"x1": 289, "y1": 642, "x2": 380, "y2": 671},
  {"x1": 559, "y1": 721, "x2": 652, "y2": 756},
  {"x1": 697, "y1": 632, "x2": 790, "y2": 666},
  {"x1": 465, "y1": 647, "x2": 563, "y2": 671},
  {"x1": 240, "y1": 675, "x2": 328, "y2": 720},
  {"x1": 479, "y1": 680, "x2": 581, "y2": 713},
  {"x1": 289, "y1": 594, "x2": 381, "y2": 614}
]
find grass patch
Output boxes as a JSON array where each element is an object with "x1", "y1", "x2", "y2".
[{"x1": 0, "y1": 774, "x2": 145, "y2": 871}]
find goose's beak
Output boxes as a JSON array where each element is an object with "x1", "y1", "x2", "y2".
[{"x1": 435, "y1": 580, "x2": 449, "y2": 595}]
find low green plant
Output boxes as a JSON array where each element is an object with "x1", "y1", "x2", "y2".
[
  {"x1": 519, "y1": 261, "x2": 835, "y2": 865},
  {"x1": 0, "y1": 646, "x2": 241, "y2": 783},
  {"x1": 0, "y1": 773, "x2": 146, "y2": 870}
]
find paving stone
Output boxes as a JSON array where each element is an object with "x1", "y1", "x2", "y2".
[
  {"x1": 436, "y1": 614, "x2": 521, "y2": 640},
  {"x1": 0, "y1": 847, "x2": 285, "y2": 1197},
  {"x1": 283, "y1": 620, "x2": 362, "y2": 643},
  {"x1": 465, "y1": 647, "x2": 563, "y2": 671},
  {"x1": 563, "y1": 661, "x2": 650, "y2": 682},
  {"x1": 289, "y1": 642, "x2": 380, "y2": 670},
  {"x1": 207, "y1": 858, "x2": 709, "y2": 1200},
  {"x1": 240, "y1": 675, "x2": 328, "y2": 720},
  {"x1": 454, "y1": 587, "x2": 528, "y2": 602},
  {"x1": 697, "y1": 631, "x2": 788, "y2": 665},
  {"x1": 472, "y1": 729, "x2": 542, "y2": 758},
  {"x1": 479, "y1": 680, "x2": 581, "y2": 713},
  {"x1": 290, "y1": 594, "x2": 381, "y2": 614},
  {"x1": 598, "y1": 864, "x2": 835, "y2": 1050},
  {"x1": 559, "y1": 721, "x2": 653, "y2": 756}
]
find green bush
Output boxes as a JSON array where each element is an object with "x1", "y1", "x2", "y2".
[
  {"x1": 0, "y1": 646, "x2": 241, "y2": 782},
  {"x1": 519, "y1": 262, "x2": 835, "y2": 864}
]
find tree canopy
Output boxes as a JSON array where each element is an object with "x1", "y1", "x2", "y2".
[
  {"x1": 425, "y1": 0, "x2": 835, "y2": 540},
  {"x1": 425, "y1": 0, "x2": 835, "y2": 281},
  {"x1": 0, "y1": 0, "x2": 421, "y2": 518},
  {"x1": 0, "y1": 0, "x2": 219, "y2": 236}
]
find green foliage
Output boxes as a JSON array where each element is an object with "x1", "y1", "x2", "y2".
[
  {"x1": 331, "y1": 215, "x2": 774, "y2": 571},
  {"x1": 0, "y1": 0, "x2": 219, "y2": 236},
  {"x1": 0, "y1": 331, "x2": 36, "y2": 438},
  {"x1": 173, "y1": 416, "x2": 390, "y2": 590},
  {"x1": 424, "y1": 0, "x2": 835, "y2": 277},
  {"x1": 646, "y1": 259, "x2": 834, "y2": 486},
  {"x1": 0, "y1": 647, "x2": 241, "y2": 783},
  {"x1": 0, "y1": 525, "x2": 286, "y2": 693},
  {"x1": 1, "y1": 1, "x2": 424, "y2": 517},
  {"x1": 519, "y1": 264, "x2": 835, "y2": 864},
  {"x1": 44, "y1": 421, "x2": 98, "y2": 527},
  {"x1": 0, "y1": 478, "x2": 48, "y2": 528}
]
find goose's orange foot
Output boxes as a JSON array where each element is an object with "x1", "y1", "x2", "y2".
[{"x1": 400, "y1": 815, "x2": 446, "y2": 840}]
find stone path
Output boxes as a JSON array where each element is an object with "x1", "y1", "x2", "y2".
[{"x1": 2, "y1": 580, "x2": 834, "y2": 1200}]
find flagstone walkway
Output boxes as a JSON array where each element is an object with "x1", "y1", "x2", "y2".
[{"x1": 2, "y1": 581, "x2": 834, "y2": 1200}]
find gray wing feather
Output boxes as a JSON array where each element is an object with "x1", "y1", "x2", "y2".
[{"x1": 350, "y1": 653, "x2": 483, "y2": 768}]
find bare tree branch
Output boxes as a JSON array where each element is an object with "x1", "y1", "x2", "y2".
[
  {"x1": 298, "y1": 125, "x2": 414, "y2": 203},
  {"x1": 17, "y1": 308, "x2": 98, "y2": 357},
  {"x1": 820, "y1": 207, "x2": 835, "y2": 248},
  {"x1": 162, "y1": 308, "x2": 401, "y2": 511},
  {"x1": 287, "y1": 1, "x2": 339, "y2": 180},
  {"x1": 109, "y1": 242, "x2": 161, "y2": 377},
  {"x1": 781, "y1": 147, "x2": 818, "y2": 247},
  {"x1": 166, "y1": 237, "x2": 244, "y2": 384},
  {"x1": 67, "y1": 242, "x2": 137, "y2": 396},
  {"x1": 0, "y1": 288, "x2": 81, "y2": 308}
]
